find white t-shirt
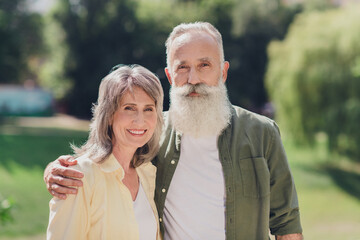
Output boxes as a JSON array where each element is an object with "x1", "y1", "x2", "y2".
[
  {"x1": 163, "y1": 135, "x2": 226, "y2": 240},
  {"x1": 134, "y1": 182, "x2": 157, "y2": 240}
]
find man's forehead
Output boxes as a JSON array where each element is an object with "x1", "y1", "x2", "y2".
[{"x1": 173, "y1": 57, "x2": 213, "y2": 65}]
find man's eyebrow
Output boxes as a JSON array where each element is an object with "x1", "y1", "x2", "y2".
[
  {"x1": 199, "y1": 57, "x2": 211, "y2": 62},
  {"x1": 174, "y1": 58, "x2": 211, "y2": 64},
  {"x1": 174, "y1": 60, "x2": 186, "y2": 66}
]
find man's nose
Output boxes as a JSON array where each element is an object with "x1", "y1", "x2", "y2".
[{"x1": 187, "y1": 68, "x2": 201, "y2": 85}]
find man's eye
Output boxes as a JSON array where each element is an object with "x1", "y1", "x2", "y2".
[
  {"x1": 200, "y1": 63, "x2": 210, "y2": 67},
  {"x1": 178, "y1": 65, "x2": 188, "y2": 70}
]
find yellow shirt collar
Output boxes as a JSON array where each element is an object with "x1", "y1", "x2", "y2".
[{"x1": 99, "y1": 153, "x2": 123, "y2": 173}]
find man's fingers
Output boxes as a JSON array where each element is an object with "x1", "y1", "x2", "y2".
[
  {"x1": 44, "y1": 156, "x2": 83, "y2": 198},
  {"x1": 51, "y1": 183, "x2": 78, "y2": 195},
  {"x1": 51, "y1": 165, "x2": 84, "y2": 179},
  {"x1": 57, "y1": 155, "x2": 77, "y2": 167},
  {"x1": 50, "y1": 190, "x2": 67, "y2": 200},
  {"x1": 52, "y1": 175, "x2": 83, "y2": 188}
]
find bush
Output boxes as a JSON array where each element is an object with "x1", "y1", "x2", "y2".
[
  {"x1": 0, "y1": 194, "x2": 14, "y2": 225},
  {"x1": 266, "y1": 4, "x2": 360, "y2": 160}
]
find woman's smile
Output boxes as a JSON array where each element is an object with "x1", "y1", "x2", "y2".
[{"x1": 127, "y1": 129, "x2": 147, "y2": 136}]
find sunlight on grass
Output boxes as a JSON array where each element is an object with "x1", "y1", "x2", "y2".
[
  {"x1": 284, "y1": 135, "x2": 360, "y2": 240},
  {"x1": 0, "y1": 162, "x2": 50, "y2": 236},
  {"x1": 0, "y1": 125, "x2": 88, "y2": 238},
  {"x1": 1, "y1": 123, "x2": 360, "y2": 239}
]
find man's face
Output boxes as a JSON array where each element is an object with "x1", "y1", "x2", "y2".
[{"x1": 165, "y1": 31, "x2": 229, "y2": 97}]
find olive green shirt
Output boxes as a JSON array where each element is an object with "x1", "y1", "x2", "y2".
[{"x1": 154, "y1": 106, "x2": 302, "y2": 239}]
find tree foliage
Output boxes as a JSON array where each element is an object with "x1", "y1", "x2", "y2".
[
  {"x1": 0, "y1": 0, "x2": 44, "y2": 83},
  {"x1": 227, "y1": 0, "x2": 300, "y2": 111},
  {"x1": 42, "y1": 0, "x2": 298, "y2": 117},
  {"x1": 266, "y1": 4, "x2": 360, "y2": 159},
  {"x1": 44, "y1": 0, "x2": 143, "y2": 117}
]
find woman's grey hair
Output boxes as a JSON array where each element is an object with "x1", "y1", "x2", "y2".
[
  {"x1": 165, "y1": 21, "x2": 225, "y2": 72},
  {"x1": 72, "y1": 64, "x2": 164, "y2": 168}
]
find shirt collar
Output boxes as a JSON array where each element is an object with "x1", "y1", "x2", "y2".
[{"x1": 99, "y1": 153, "x2": 124, "y2": 174}]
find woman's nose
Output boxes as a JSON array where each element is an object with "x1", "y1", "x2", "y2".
[{"x1": 133, "y1": 111, "x2": 145, "y2": 124}]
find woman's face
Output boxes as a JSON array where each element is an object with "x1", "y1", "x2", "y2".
[{"x1": 111, "y1": 87, "x2": 157, "y2": 152}]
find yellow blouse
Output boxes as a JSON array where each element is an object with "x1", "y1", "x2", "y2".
[{"x1": 47, "y1": 154, "x2": 161, "y2": 240}]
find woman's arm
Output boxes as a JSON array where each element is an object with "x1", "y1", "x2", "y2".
[{"x1": 47, "y1": 166, "x2": 90, "y2": 240}]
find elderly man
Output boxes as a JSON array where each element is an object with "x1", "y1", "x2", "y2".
[{"x1": 44, "y1": 22, "x2": 303, "y2": 239}]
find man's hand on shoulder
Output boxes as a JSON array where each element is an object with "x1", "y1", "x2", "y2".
[
  {"x1": 44, "y1": 155, "x2": 84, "y2": 199},
  {"x1": 276, "y1": 233, "x2": 303, "y2": 240}
]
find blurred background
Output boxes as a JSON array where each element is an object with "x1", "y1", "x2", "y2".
[{"x1": 1, "y1": 0, "x2": 360, "y2": 239}]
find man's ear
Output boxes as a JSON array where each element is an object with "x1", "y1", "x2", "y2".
[
  {"x1": 222, "y1": 61, "x2": 230, "y2": 83},
  {"x1": 165, "y1": 68, "x2": 173, "y2": 85}
]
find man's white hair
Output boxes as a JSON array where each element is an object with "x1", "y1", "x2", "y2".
[{"x1": 165, "y1": 22, "x2": 225, "y2": 72}]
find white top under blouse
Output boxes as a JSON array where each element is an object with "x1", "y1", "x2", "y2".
[{"x1": 134, "y1": 182, "x2": 157, "y2": 240}]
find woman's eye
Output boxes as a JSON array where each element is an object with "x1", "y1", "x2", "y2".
[
  {"x1": 124, "y1": 106, "x2": 134, "y2": 111},
  {"x1": 145, "y1": 107, "x2": 154, "y2": 112}
]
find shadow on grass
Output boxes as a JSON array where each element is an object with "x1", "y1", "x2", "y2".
[
  {"x1": 323, "y1": 165, "x2": 360, "y2": 200},
  {"x1": 0, "y1": 127, "x2": 88, "y2": 170}
]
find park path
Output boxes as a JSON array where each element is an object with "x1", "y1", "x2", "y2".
[{"x1": 0, "y1": 114, "x2": 90, "y2": 134}]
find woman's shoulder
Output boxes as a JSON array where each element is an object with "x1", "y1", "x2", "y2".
[
  {"x1": 70, "y1": 155, "x2": 95, "y2": 172},
  {"x1": 70, "y1": 155, "x2": 102, "y2": 186}
]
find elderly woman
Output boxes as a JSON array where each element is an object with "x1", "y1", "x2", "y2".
[{"x1": 47, "y1": 65, "x2": 163, "y2": 240}]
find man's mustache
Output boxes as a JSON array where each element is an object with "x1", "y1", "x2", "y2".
[{"x1": 173, "y1": 83, "x2": 212, "y2": 96}]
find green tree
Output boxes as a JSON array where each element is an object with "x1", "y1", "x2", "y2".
[
  {"x1": 46, "y1": 0, "x2": 143, "y2": 117},
  {"x1": 226, "y1": 0, "x2": 300, "y2": 111},
  {"x1": 45, "y1": 0, "x2": 299, "y2": 116},
  {"x1": 266, "y1": 4, "x2": 360, "y2": 159},
  {"x1": 0, "y1": 0, "x2": 44, "y2": 83}
]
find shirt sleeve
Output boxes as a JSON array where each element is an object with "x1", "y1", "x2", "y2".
[
  {"x1": 47, "y1": 170, "x2": 91, "y2": 240},
  {"x1": 266, "y1": 122, "x2": 303, "y2": 236}
]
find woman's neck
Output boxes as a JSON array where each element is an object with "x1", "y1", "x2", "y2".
[{"x1": 112, "y1": 145, "x2": 137, "y2": 172}]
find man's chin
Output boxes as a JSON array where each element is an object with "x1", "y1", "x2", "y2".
[{"x1": 169, "y1": 82, "x2": 232, "y2": 138}]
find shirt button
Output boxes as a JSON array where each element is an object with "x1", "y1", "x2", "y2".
[
  {"x1": 171, "y1": 160, "x2": 175, "y2": 165},
  {"x1": 162, "y1": 188, "x2": 166, "y2": 193},
  {"x1": 159, "y1": 218, "x2": 163, "y2": 222}
]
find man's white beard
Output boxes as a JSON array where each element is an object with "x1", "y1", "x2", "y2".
[{"x1": 169, "y1": 81, "x2": 232, "y2": 138}]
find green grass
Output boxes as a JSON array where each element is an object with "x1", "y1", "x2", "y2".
[
  {"x1": 0, "y1": 127, "x2": 88, "y2": 238},
  {"x1": 283, "y1": 136, "x2": 360, "y2": 240},
  {"x1": 0, "y1": 124, "x2": 360, "y2": 239}
]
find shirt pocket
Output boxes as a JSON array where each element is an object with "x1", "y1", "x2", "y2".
[{"x1": 238, "y1": 157, "x2": 270, "y2": 198}]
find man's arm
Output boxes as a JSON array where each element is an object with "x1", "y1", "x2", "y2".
[
  {"x1": 44, "y1": 155, "x2": 84, "y2": 199},
  {"x1": 267, "y1": 122, "x2": 303, "y2": 235},
  {"x1": 276, "y1": 233, "x2": 303, "y2": 240}
]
